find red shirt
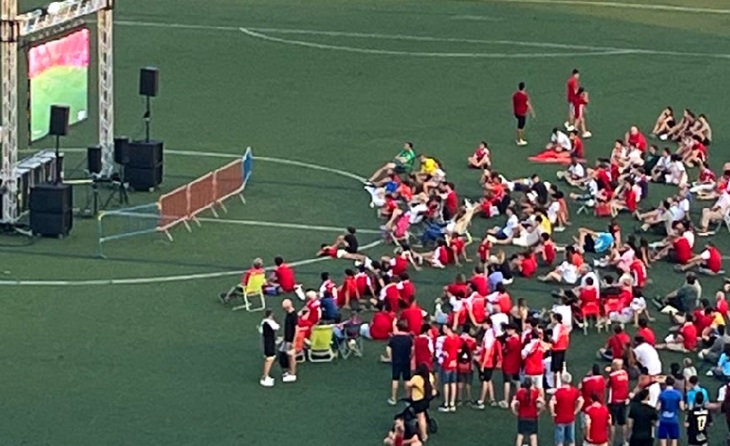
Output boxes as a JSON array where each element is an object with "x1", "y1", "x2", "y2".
[
  {"x1": 414, "y1": 335, "x2": 433, "y2": 371},
  {"x1": 498, "y1": 292, "x2": 513, "y2": 314},
  {"x1": 338, "y1": 276, "x2": 359, "y2": 306},
  {"x1": 521, "y1": 254, "x2": 538, "y2": 277},
  {"x1": 274, "y1": 264, "x2": 296, "y2": 292},
  {"x1": 401, "y1": 306, "x2": 423, "y2": 335},
  {"x1": 515, "y1": 388, "x2": 541, "y2": 419},
  {"x1": 606, "y1": 332, "x2": 630, "y2": 360},
  {"x1": 625, "y1": 188, "x2": 638, "y2": 213},
  {"x1": 370, "y1": 311, "x2": 395, "y2": 340},
  {"x1": 572, "y1": 137, "x2": 585, "y2": 158},
  {"x1": 502, "y1": 334, "x2": 522, "y2": 375},
  {"x1": 446, "y1": 282, "x2": 469, "y2": 298},
  {"x1": 355, "y1": 272, "x2": 372, "y2": 296},
  {"x1": 607, "y1": 370, "x2": 630, "y2": 403},
  {"x1": 630, "y1": 259, "x2": 647, "y2": 288},
  {"x1": 699, "y1": 168, "x2": 716, "y2": 183},
  {"x1": 567, "y1": 75, "x2": 578, "y2": 102},
  {"x1": 449, "y1": 237, "x2": 466, "y2": 263},
  {"x1": 581, "y1": 376, "x2": 606, "y2": 411},
  {"x1": 718, "y1": 298, "x2": 729, "y2": 316},
  {"x1": 304, "y1": 298, "x2": 321, "y2": 325},
  {"x1": 680, "y1": 322, "x2": 698, "y2": 350},
  {"x1": 705, "y1": 247, "x2": 722, "y2": 273},
  {"x1": 512, "y1": 90, "x2": 529, "y2": 116},
  {"x1": 441, "y1": 334, "x2": 461, "y2": 371},
  {"x1": 553, "y1": 386, "x2": 582, "y2": 424},
  {"x1": 694, "y1": 141, "x2": 708, "y2": 160},
  {"x1": 471, "y1": 274, "x2": 489, "y2": 296},
  {"x1": 579, "y1": 287, "x2": 599, "y2": 306},
  {"x1": 382, "y1": 283, "x2": 400, "y2": 313},
  {"x1": 399, "y1": 281, "x2": 416, "y2": 305},
  {"x1": 242, "y1": 266, "x2": 265, "y2": 286},
  {"x1": 477, "y1": 240, "x2": 492, "y2": 262},
  {"x1": 391, "y1": 256, "x2": 409, "y2": 276},
  {"x1": 523, "y1": 340, "x2": 545, "y2": 375},
  {"x1": 637, "y1": 327, "x2": 656, "y2": 346},
  {"x1": 543, "y1": 241, "x2": 556, "y2": 266},
  {"x1": 628, "y1": 132, "x2": 647, "y2": 152},
  {"x1": 445, "y1": 191, "x2": 458, "y2": 216},
  {"x1": 470, "y1": 295, "x2": 486, "y2": 324},
  {"x1": 585, "y1": 404, "x2": 611, "y2": 444},
  {"x1": 672, "y1": 237, "x2": 692, "y2": 264}
]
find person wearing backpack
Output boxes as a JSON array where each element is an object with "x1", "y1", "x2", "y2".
[{"x1": 456, "y1": 333, "x2": 477, "y2": 406}]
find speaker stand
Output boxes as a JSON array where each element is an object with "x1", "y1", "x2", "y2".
[
  {"x1": 54, "y1": 135, "x2": 62, "y2": 184},
  {"x1": 143, "y1": 95, "x2": 152, "y2": 142}
]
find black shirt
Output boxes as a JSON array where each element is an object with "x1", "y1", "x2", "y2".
[
  {"x1": 687, "y1": 407, "x2": 711, "y2": 445},
  {"x1": 344, "y1": 233, "x2": 359, "y2": 253},
  {"x1": 388, "y1": 333, "x2": 413, "y2": 365},
  {"x1": 532, "y1": 181, "x2": 548, "y2": 206},
  {"x1": 284, "y1": 310, "x2": 298, "y2": 342},
  {"x1": 628, "y1": 402, "x2": 658, "y2": 441},
  {"x1": 262, "y1": 319, "x2": 278, "y2": 352}
]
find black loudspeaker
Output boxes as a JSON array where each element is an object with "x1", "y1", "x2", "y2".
[
  {"x1": 114, "y1": 136, "x2": 130, "y2": 165},
  {"x1": 29, "y1": 183, "x2": 73, "y2": 237},
  {"x1": 87, "y1": 146, "x2": 102, "y2": 174},
  {"x1": 139, "y1": 67, "x2": 159, "y2": 97},
  {"x1": 49, "y1": 105, "x2": 70, "y2": 136},
  {"x1": 125, "y1": 140, "x2": 164, "y2": 190}
]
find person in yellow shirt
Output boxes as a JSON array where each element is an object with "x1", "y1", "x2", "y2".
[
  {"x1": 420, "y1": 155, "x2": 439, "y2": 176},
  {"x1": 406, "y1": 363, "x2": 436, "y2": 442}
]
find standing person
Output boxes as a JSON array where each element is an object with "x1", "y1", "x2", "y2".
[
  {"x1": 551, "y1": 312, "x2": 570, "y2": 387},
  {"x1": 501, "y1": 323, "x2": 523, "y2": 408},
  {"x1": 387, "y1": 320, "x2": 414, "y2": 405},
  {"x1": 565, "y1": 69, "x2": 580, "y2": 130},
  {"x1": 259, "y1": 309, "x2": 280, "y2": 387},
  {"x1": 406, "y1": 363, "x2": 435, "y2": 443},
  {"x1": 550, "y1": 372, "x2": 584, "y2": 446},
  {"x1": 686, "y1": 392, "x2": 710, "y2": 446},
  {"x1": 512, "y1": 81, "x2": 535, "y2": 147},
  {"x1": 475, "y1": 318, "x2": 502, "y2": 409},
  {"x1": 280, "y1": 299, "x2": 299, "y2": 383},
  {"x1": 572, "y1": 87, "x2": 591, "y2": 138},
  {"x1": 606, "y1": 359, "x2": 630, "y2": 445},
  {"x1": 627, "y1": 389, "x2": 658, "y2": 446},
  {"x1": 438, "y1": 324, "x2": 461, "y2": 412},
  {"x1": 656, "y1": 376, "x2": 684, "y2": 446},
  {"x1": 512, "y1": 377, "x2": 544, "y2": 446},
  {"x1": 584, "y1": 393, "x2": 611, "y2": 446}
]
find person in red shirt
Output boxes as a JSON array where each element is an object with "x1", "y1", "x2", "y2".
[
  {"x1": 677, "y1": 242, "x2": 723, "y2": 274},
  {"x1": 500, "y1": 324, "x2": 523, "y2": 408},
  {"x1": 629, "y1": 258, "x2": 647, "y2": 289},
  {"x1": 606, "y1": 359, "x2": 630, "y2": 445},
  {"x1": 516, "y1": 250, "x2": 538, "y2": 278},
  {"x1": 400, "y1": 300, "x2": 424, "y2": 335},
  {"x1": 569, "y1": 130, "x2": 585, "y2": 159},
  {"x1": 468, "y1": 140, "x2": 492, "y2": 169},
  {"x1": 438, "y1": 325, "x2": 461, "y2": 412},
  {"x1": 397, "y1": 273, "x2": 416, "y2": 309},
  {"x1": 368, "y1": 303, "x2": 396, "y2": 340},
  {"x1": 477, "y1": 237, "x2": 492, "y2": 268},
  {"x1": 584, "y1": 393, "x2": 611, "y2": 446},
  {"x1": 716, "y1": 291, "x2": 729, "y2": 318},
  {"x1": 470, "y1": 266, "x2": 489, "y2": 296},
  {"x1": 511, "y1": 377, "x2": 544, "y2": 446},
  {"x1": 637, "y1": 318, "x2": 656, "y2": 346},
  {"x1": 580, "y1": 364, "x2": 606, "y2": 414},
  {"x1": 657, "y1": 314, "x2": 698, "y2": 353},
  {"x1": 625, "y1": 126, "x2": 648, "y2": 153},
  {"x1": 538, "y1": 232, "x2": 557, "y2": 266},
  {"x1": 522, "y1": 332, "x2": 546, "y2": 395},
  {"x1": 572, "y1": 87, "x2": 591, "y2": 138},
  {"x1": 512, "y1": 81, "x2": 535, "y2": 147},
  {"x1": 448, "y1": 234, "x2": 469, "y2": 266},
  {"x1": 413, "y1": 323, "x2": 434, "y2": 372},
  {"x1": 475, "y1": 318, "x2": 502, "y2": 409},
  {"x1": 598, "y1": 325, "x2": 630, "y2": 362},
  {"x1": 220, "y1": 257, "x2": 267, "y2": 303},
  {"x1": 380, "y1": 276, "x2": 401, "y2": 315},
  {"x1": 550, "y1": 372, "x2": 584, "y2": 446},
  {"x1": 269, "y1": 256, "x2": 299, "y2": 295},
  {"x1": 338, "y1": 268, "x2": 360, "y2": 308},
  {"x1": 565, "y1": 68, "x2": 580, "y2": 129},
  {"x1": 296, "y1": 290, "x2": 321, "y2": 339}
]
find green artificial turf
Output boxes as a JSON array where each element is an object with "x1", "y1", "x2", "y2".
[
  {"x1": 4, "y1": 0, "x2": 730, "y2": 444},
  {"x1": 30, "y1": 65, "x2": 88, "y2": 141}
]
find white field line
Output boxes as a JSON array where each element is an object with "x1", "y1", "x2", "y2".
[
  {"x1": 238, "y1": 27, "x2": 634, "y2": 58},
  {"x1": 113, "y1": 20, "x2": 730, "y2": 60},
  {"x1": 483, "y1": 0, "x2": 730, "y2": 14},
  {"x1": 1, "y1": 150, "x2": 379, "y2": 287},
  {"x1": 0, "y1": 240, "x2": 383, "y2": 287},
  {"x1": 194, "y1": 217, "x2": 381, "y2": 234}
]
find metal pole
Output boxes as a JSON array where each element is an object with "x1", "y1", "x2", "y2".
[{"x1": 1, "y1": 0, "x2": 19, "y2": 223}]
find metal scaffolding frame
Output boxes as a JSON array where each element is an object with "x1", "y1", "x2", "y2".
[{"x1": 0, "y1": 0, "x2": 114, "y2": 224}]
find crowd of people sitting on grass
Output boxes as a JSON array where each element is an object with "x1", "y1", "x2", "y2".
[{"x1": 222, "y1": 108, "x2": 730, "y2": 445}]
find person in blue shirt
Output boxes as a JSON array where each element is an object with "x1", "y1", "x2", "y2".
[
  {"x1": 657, "y1": 376, "x2": 684, "y2": 446},
  {"x1": 685, "y1": 375, "x2": 710, "y2": 409},
  {"x1": 713, "y1": 344, "x2": 730, "y2": 381}
]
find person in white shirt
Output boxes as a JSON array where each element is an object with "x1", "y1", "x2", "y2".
[
  {"x1": 651, "y1": 148, "x2": 672, "y2": 182},
  {"x1": 665, "y1": 154, "x2": 688, "y2": 186},
  {"x1": 633, "y1": 337, "x2": 662, "y2": 376},
  {"x1": 698, "y1": 188, "x2": 730, "y2": 235},
  {"x1": 547, "y1": 128, "x2": 572, "y2": 152},
  {"x1": 538, "y1": 259, "x2": 579, "y2": 285},
  {"x1": 557, "y1": 156, "x2": 587, "y2": 187},
  {"x1": 487, "y1": 207, "x2": 519, "y2": 241}
]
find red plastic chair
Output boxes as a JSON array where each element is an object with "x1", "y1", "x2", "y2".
[{"x1": 581, "y1": 301, "x2": 601, "y2": 335}]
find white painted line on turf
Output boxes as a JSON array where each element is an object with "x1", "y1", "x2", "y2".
[
  {"x1": 114, "y1": 20, "x2": 730, "y2": 60},
  {"x1": 195, "y1": 217, "x2": 381, "y2": 234},
  {"x1": 238, "y1": 27, "x2": 634, "y2": 58},
  {"x1": 484, "y1": 0, "x2": 730, "y2": 14},
  {"x1": 0, "y1": 240, "x2": 384, "y2": 287}
]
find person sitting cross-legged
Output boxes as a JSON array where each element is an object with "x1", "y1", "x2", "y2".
[{"x1": 367, "y1": 142, "x2": 417, "y2": 185}]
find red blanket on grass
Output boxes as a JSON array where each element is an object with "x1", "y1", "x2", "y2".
[{"x1": 528, "y1": 149, "x2": 585, "y2": 165}]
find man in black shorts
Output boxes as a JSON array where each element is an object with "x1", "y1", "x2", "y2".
[
  {"x1": 259, "y1": 309, "x2": 280, "y2": 387},
  {"x1": 627, "y1": 389, "x2": 658, "y2": 446},
  {"x1": 280, "y1": 299, "x2": 298, "y2": 383},
  {"x1": 387, "y1": 320, "x2": 413, "y2": 406},
  {"x1": 512, "y1": 82, "x2": 535, "y2": 147}
]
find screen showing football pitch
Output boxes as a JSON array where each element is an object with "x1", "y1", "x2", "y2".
[{"x1": 28, "y1": 28, "x2": 89, "y2": 141}]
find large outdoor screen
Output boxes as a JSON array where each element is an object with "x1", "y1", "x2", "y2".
[{"x1": 28, "y1": 28, "x2": 89, "y2": 141}]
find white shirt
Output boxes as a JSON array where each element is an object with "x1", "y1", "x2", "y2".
[
  {"x1": 633, "y1": 342, "x2": 662, "y2": 375},
  {"x1": 668, "y1": 204, "x2": 685, "y2": 222},
  {"x1": 648, "y1": 382, "x2": 662, "y2": 407},
  {"x1": 668, "y1": 161, "x2": 686, "y2": 184},
  {"x1": 569, "y1": 163, "x2": 586, "y2": 179},
  {"x1": 547, "y1": 201, "x2": 561, "y2": 224},
  {"x1": 558, "y1": 261, "x2": 578, "y2": 284},
  {"x1": 552, "y1": 131, "x2": 571, "y2": 151},
  {"x1": 502, "y1": 214, "x2": 519, "y2": 238},
  {"x1": 715, "y1": 192, "x2": 730, "y2": 212},
  {"x1": 551, "y1": 305, "x2": 572, "y2": 331},
  {"x1": 490, "y1": 312, "x2": 509, "y2": 337},
  {"x1": 683, "y1": 230, "x2": 695, "y2": 249},
  {"x1": 586, "y1": 179, "x2": 599, "y2": 198},
  {"x1": 656, "y1": 155, "x2": 671, "y2": 171}
]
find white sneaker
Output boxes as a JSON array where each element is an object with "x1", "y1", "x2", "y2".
[
  {"x1": 564, "y1": 121, "x2": 571, "y2": 129},
  {"x1": 659, "y1": 134, "x2": 668, "y2": 141},
  {"x1": 566, "y1": 125, "x2": 576, "y2": 132},
  {"x1": 554, "y1": 226, "x2": 566, "y2": 232},
  {"x1": 582, "y1": 131, "x2": 592, "y2": 138},
  {"x1": 282, "y1": 374, "x2": 297, "y2": 383},
  {"x1": 294, "y1": 285, "x2": 305, "y2": 301},
  {"x1": 260, "y1": 376, "x2": 275, "y2": 387},
  {"x1": 516, "y1": 139, "x2": 528, "y2": 146}
]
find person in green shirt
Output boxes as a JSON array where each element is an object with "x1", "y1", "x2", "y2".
[{"x1": 367, "y1": 142, "x2": 416, "y2": 184}]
